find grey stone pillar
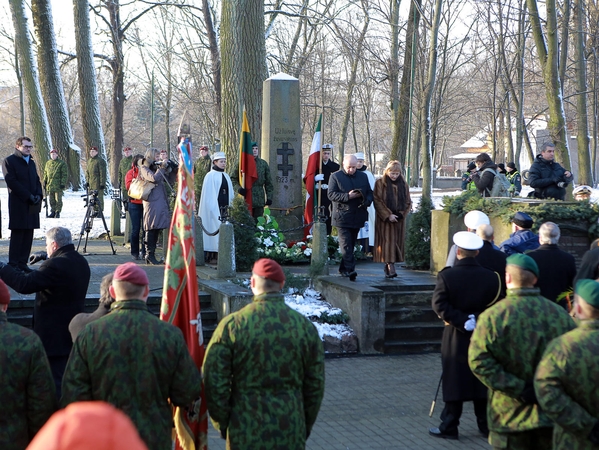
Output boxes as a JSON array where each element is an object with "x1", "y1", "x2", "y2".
[
  {"x1": 217, "y1": 222, "x2": 236, "y2": 278},
  {"x1": 123, "y1": 211, "x2": 131, "y2": 245},
  {"x1": 195, "y1": 217, "x2": 205, "y2": 266},
  {"x1": 310, "y1": 222, "x2": 329, "y2": 276},
  {"x1": 110, "y1": 201, "x2": 121, "y2": 236},
  {"x1": 261, "y1": 73, "x2": 303, "y2": 241}
]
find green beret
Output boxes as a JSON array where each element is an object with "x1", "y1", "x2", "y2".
[
  {"x1": 506, "y1": 253, "x2": 539, "y2": 277},
  {"x1": 251, "y1": 142, "x2": 258, "y2": 148},
  {"x1": 575, "y1": 279, "x2": 599, "y2": 308}
]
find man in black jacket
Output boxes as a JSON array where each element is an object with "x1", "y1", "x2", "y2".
[
  {"x1": 328, "y1": 154, "x2": 373, "y2": 281},
  {"x1": 476, "y1": 224, "x2": 507, "y2": 299},
  {"x1": 0, "y1": 227, "x2": 91, "y2": 397},
  {"x1": 2, "y1": 137, "x2": 43, "y2": 272},
  {"x1": 429, "y1": 231, "x2": 501, "y2": 440},
  {"x1": 315, "y1": 144, "x2": 340, "y2": 234},
  {"x1": 528, "y1": 142, "x2": 573, "y2": 200}
]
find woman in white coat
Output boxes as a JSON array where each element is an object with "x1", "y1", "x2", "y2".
[{"x1": 198, "y1": 152, "x2": 234, "y2": 264}]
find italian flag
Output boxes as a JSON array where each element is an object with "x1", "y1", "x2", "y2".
[
  {"x1": 238, "y1": 109, "x2": 258, "y2": 211},
  {"x1": 303, "y1": 114, "x2": 322, "y2": 238}
]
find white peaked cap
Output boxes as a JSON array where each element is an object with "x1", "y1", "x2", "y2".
[
  {"x1": 464, "y1": 210, "x2": 490, "y2": 230},
  {"x1": 322, "y1": 144, "x2": 333, "y2": 150},
  {"x1": 354, "y1": 152, "x2": 365, "y2": 160},
  {"x1": 211, "y1": 152, "x2": 226, "y2": 161},
  {"x1": 453, "y1": 231, "x2": 484, "y2": 251}
]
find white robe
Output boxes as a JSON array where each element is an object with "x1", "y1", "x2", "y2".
[
  {"x1": 198, "y1": 169, "x2": 234, "y2": 252},
  {"x1": 357, "y1": 169, "x2": 376, "y2": 246}
]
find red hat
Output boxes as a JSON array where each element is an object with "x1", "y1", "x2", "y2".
[
  {"x1": 252, "y1": 258, "x2": 285, "y2": 283},
  {"x1": 90, "y1": 146, "x2": 98, "y2": 151},
  {"x1": 113, "y1": 262, "x2": 149, "y2": 286},
  {"x1": 0, "y1": 280, "x2": 10, "y2": 305},
  {"x1": 50, "y1": 149, "x2": 58, "y2": 154},
  {"x1": 26, "y1": 401, "x2": 148, "y2": 450},
  {"x1": 200, "y1": 145, "x2": 208, "y2": 151}
]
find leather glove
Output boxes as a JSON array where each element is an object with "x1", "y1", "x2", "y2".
[
  {"x1": 238, "y1": 188, "x2": 247, "y2": 196},
  {"x1": 519, "y1": 381, "x2": 538, "y2": 404},
  {"x1": 29, "y1": 194, "x2": 41, "y2": 205},
  {"x1": 315, "y1": 174, "x2": 325, "y2": 182},
  {"x1": 464, "y1": 314, "x2": 476, "y2": 331},
  {"x1": 29, "y1": 251, "x2": 48, "y2": 265},
  {"x1": 557, "y1": 181, "x2": 566, "y2": 188},
  {"x1": 588, "y1": 421, "x2": 599, "y2": 445},
  {"x1": 265, "y1": 199, "x2": 273, "y2": 206}
]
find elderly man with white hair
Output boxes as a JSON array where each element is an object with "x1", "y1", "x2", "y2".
[
  {"x1": 445, "y1": 210, "x2": 492, "y2": 267},
  {"x1": 527, "y1": 222, "x2": 576, "y2": 309},
  {"x1": 328, "y1": 154, "x2": 374, "y2": 281}
]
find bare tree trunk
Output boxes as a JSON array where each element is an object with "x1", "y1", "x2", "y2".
[
  {"x1": 574, "y1": 0, "x2": 592, "y2": 183},
  {"x1": 514, "y1": 0, "x2": 527, "y2": 166},
  {"x1": 202, "y1": 0, "x2": 221, "y2": 129},
  {"x1": 9, "y1": 0, "x2": 52, "y2": 174},
  {"x1": 559, "y1": 0, "x2": 571, "y2": 95},
  {"x1": 15, "y1": 41, "x2": 25, "y2": 135},
  {"x1": 73, "y1": 0, "x2": 106, "y2": 183},
  {"x1": 31, "y1": 0, "x2": 80, "y2": 189}
]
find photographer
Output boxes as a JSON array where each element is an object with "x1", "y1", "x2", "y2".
[
  {"x1": 528, "y1": 142, "x2": 573, "y2": 200},
  {"x1": 470, "y1": 153, "x2": 498, "y2": 197},
  {"x1": 138, "y1": 149, "x2": 178, "y2": 265}
]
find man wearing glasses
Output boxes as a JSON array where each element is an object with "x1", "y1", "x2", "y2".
[{"x1": 2, "y1": 137, "x2": 43, "y2": 272}]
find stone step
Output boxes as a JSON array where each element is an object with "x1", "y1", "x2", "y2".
[
  {"x1": 384, "y1": 290, "x2": 434, "y2": 307},
  {"x1": 384, "y1": 339, "x2": 441, "y2": 354},
  {"x1": 384, "y1": 322, "x2": 444, "y2": 342},
  {"x1": 373, "y1": 282, "x2": 436, "y2": 293},
  {"x1": 385, "y1": 306, "x2": 439, "y2": 325}
]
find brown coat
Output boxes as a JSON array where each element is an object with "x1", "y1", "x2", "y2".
[{"x1": 373, "y1": 176, "x2": 411, "y2": 263}]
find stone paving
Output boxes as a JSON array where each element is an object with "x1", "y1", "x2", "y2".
[{"x1": 1, "y1": 239, "x2": 488, "y2": 449}]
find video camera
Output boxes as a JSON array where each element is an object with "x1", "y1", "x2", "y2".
[{"x1": 82, "y1": 188, "x2": 99, "y2": 208}]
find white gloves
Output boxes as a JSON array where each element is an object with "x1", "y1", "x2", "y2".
[
  {"x1": 464, "y1": 314, "x2": 476, "y2": 331},
  {"x1": 315, "y1": 174, "x2": 325, "y2": 182}
]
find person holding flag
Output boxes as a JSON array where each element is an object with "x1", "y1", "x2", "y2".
[
  {"x1": 236, "y1": 109, "x2": 258, "y2": 212},
  {"x1": 232, "y1": 142, "x2": 274, "y2": 219}
]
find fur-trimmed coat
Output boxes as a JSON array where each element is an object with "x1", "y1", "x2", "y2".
[{"x1": 373, "y1": 175, "x2": 411, "y2": 263}]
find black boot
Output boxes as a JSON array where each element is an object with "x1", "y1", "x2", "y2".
[
  {"x1": 55, "y1": 212, "x2": 60, "y2": 218},
  {"x1": 145, "y1": 252, "x2": 162, "y2": 265},
  {"x1": 48, "y1": 211, "x2": 55, "y2": 218}
]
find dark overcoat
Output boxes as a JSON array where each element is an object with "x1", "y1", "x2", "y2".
[
  {"x1": 527, "y1": 244, "x2": 576, "y2": 303},
  {"x1": 319, "y1": 160, "x2": 339, "y2": 211},
  {"x1": 472, "y1": 161, "x2": 497, "y2": 197},
  {"x1": 476, "y1": 241, "x2": 507, "y2": 299},
  {"x1": 2, "y1": 150, "x2": 43, "y2": 229},
  {"x1": 574, "y1": 247, "x2": 599, "y2": 285},
  {"x1": 373, "y1": 175, "x2": 411, "y2": 263},
  {"x1": 432, "y1": 257, "x2": 501, "y2": 402},
  {"x1": 528, "y1": 154, "x2": 573, "y2": 200},
  {"x1": 0, "y1": 244, "x2": 91, "y2": 357},
  {"x1": 328, "y1": 169, "x2": 373, "y2": 229}
]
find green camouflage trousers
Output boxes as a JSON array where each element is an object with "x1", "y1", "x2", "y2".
[
  {"x1": 490, "y1": 427, "x2": 553, "y2": 449},
  {"x1": 48, "y1": 189, "x2": 63, "y2": 213}
]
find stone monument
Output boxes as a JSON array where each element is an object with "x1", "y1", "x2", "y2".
[{"x1": 261, "y1": 73, "x2": 303, "y2": 240}]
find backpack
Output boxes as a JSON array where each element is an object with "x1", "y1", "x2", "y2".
[{"x1": 482, "y1": 168, "x2": 511, "y2": 197}]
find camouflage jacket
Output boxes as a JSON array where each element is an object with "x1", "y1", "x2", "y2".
[
  {"x1": 194, "y1": 155, "x2": 211, "y2": 211},
  {"x1": 119, "y1": 155, "x2": 133, "y2": 199},
  {"x1": 0, "y1": 311, "x2": 56, "y2": 450},
  {"x1": 535, "y1": 319, "x2": 599, "y2": 449},
  {"x1": 43, "y1": 158, "x2": 68, "y2": 192},
  {"x1": 85, "y1": 155, "x2": 106, "y2": 190},
  {"x1": 231, "y1": 157, "x2": 274, "y2": 209},
  {"x1": 468, "y1": 287, "x2": 576, "y2": 433},
  {"x1": 203, "y1": 293, "x2": 325, "y2": 450},
  {"x1": 61, "y1": 300, "x2": 202, "y2": 450}
]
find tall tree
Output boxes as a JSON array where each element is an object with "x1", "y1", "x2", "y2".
[
  {"x1": 8, "y1": 0, "x2": 52, "y2": 171},
  {"x1": 31, "y1": 0, "x2": 81, "y2": 189}
]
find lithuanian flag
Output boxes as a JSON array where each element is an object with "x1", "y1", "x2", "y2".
[{"x1": 238, "y1": 109, "x2": 258, "y2": 210}]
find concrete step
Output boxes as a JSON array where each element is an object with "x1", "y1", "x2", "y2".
[
  {"x1": 384, "y1": 290, "x2": 434, "y2": 307},
  {"x1": 384, "y1": 339, "x2": 441, "y2": 354},
  {"x1": 373, "y1": 282, "x2": 436, "y2": 293},
  {"x1": 385, "y1": 306, "x2": 439, "y2": 325},
  {"x1": 385, "y1": 322, "x2": 444, "y2": 341}
]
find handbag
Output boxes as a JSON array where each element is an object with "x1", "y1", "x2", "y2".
[{"x1": 128, "y1": 176, "x2": 155, "y2": 201}]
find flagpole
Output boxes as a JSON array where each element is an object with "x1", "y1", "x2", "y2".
[{"x1": 317, "y1": 109, "x2": 324, "y2": 211}]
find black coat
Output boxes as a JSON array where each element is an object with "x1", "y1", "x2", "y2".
[
  {"x1": 476, "y1": 241, "x2": 507, "y2": 299},
  {"x1": 574, "y1": 247, "x2": 599, "y2": 285},
  {"x1": 319, "y1": 160, "x2": 340, "y2": 209},
  {"x1": 328, "y1": 169, "x2": 374, "y2": 229},
  {"x1": 527, "y1": 244, "x2": 576, "y2": 303},
  {"x1": 0, "y1": 244, "x2": 91, "y2": 357},
  {"x1": 432, "y1": 257, "x2": 501, "y2": 402},
  {"x1": 472, "y1": 161, "x2": 497, "y2": 197},
  {"x1": 2, "y1": 150, "x2": 43, "y2": 229},
  {"x1": 528, "y1": 154, "x2": 572, "y2": 200}
]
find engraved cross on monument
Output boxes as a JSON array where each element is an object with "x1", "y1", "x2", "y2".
[{"x1": 277, "y1": 143, "x2": 294, "y2": 176}]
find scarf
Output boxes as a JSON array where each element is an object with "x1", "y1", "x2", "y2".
[{"x1": 385, "y1": 174, "x2": 407, "y2": 214}]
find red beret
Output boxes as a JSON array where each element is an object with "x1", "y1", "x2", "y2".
[
  {"x1": 113, "y1": 262, "x2": 149, "y2": 286},
  {"x1": 124, "y1": 147, "x2": 132, "y2": 151},
  {"x1": 252, "y1": 258, "x2": 285, "y2": 283},
  {"x1": 50, "y1": 148, "x2": 58, "y2": 154},
  {"x1": 90, "y1": 146, "x2": 98, "y2": 151},
  {"x1": 0, "y1": 280, "x2": 10, "y2": 305},
  {"x1": 27, "y1": 401, "x2": 148, "y2": 450}
]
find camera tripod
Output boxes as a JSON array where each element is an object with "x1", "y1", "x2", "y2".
[{"x1": 77, "y1": 190, "x2": 117, "y2": 255}]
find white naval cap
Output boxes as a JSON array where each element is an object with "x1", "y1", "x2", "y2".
[
  {"x1": 354, "y1": 152, "x2": 365, "y2": 160},
  {"x1": 464, "y1": 210, "x2": 490, "y2": 230},
  {"x1": 322, "y1": 144, "x2": 333, "y2": 150},
  {"x1": 453, "y1": 231, "x2": 484, "y2": 251},
  {"x1": 211, "y1": 151, "x2": 226, "y2": 161}
]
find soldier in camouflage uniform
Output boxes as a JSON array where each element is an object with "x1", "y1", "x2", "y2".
[
  {"x1": 203, "y1": 258, "x2": 325, "y2": 449},
  {"x1": 231, "y1": 142, "x2": 274, "y2": 218},
  {"x1": 0, "y1": 279, "x2": 56, "y2": 450},
  {"x1": 61, "y1": 262, "x2": 202, "y2": 450},
  {"x1": 85, "y1": 146, "x2": 107, "y2": 213},
  {"x1": 469, "y1": 254, "x2": 576, "y2": 449},
  {"x1": 43, "y1": 148, "x2": 68, "y2": 218},
  {"x1": 194, "y1": 145, "x2": 211, "y2": 213},
  {"x1": 534, "y1": 279, "x2": 599, "y2": 449},
  {"x1": 118, "y1": 146, "x2": 132, "y2": 211}
]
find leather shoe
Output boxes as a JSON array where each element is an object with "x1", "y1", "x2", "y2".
[
  {"x1": 348, "y1": 271, "x2": 358, "y2": 281},
  {"x1": 428, "y1": 427, "x2": 458, "y2": 440}
]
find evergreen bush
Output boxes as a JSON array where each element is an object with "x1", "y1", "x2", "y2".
[
  {"x1": 405, "y1": 196, "x2": 434, "y2": 270},
  {"x1": 230, "y1": 196, "x2": 258, "y2": 272}
]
